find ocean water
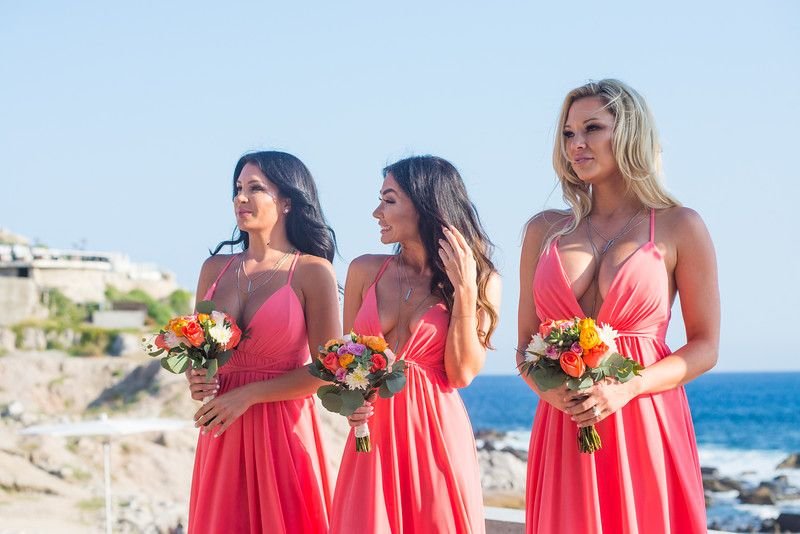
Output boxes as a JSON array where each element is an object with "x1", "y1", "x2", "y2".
[
  {"x1": 461, "y1": 372, "x2": 800, "y2": 452},
  {"x1": 461, "y1": 372, "x2": 800, "y2": 529}
]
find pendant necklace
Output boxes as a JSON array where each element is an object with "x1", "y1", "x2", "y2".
[{"x1": 584, "y1": 209, "x2": 646, "y2": 316}]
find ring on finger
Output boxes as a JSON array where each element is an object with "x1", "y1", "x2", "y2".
[{"x1": 592, "y1": 406, "x2": 601, "y2": 418}]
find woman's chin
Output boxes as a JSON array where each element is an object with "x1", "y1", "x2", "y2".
[{"x1": 378, "y1": 232, "x2": 396, "y2": 245}]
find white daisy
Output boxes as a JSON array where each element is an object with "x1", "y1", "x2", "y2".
[
  {"x1": 208, "y1": 324, "x2": 232, "y2": 346},
  {"x1": 596, "y1": 323, "x2": 619, "y2": 348},
  {"x1": 344, "y1": 366, "x2": 371, "y2": 390}
]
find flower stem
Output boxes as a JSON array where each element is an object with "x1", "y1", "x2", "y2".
[{"x1": 578, "y1": 425, "x2": 602, "y2": 453}]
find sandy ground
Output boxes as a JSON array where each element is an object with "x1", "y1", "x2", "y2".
[{"x1": 0, "y1": 350, "x2": 520, "y2": 532}]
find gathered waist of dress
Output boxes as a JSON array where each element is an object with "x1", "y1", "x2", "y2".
[
  {"x1": 614, "y1": 327, "x2": 668, "y2": 342},
  {"x1": 403, "y1": 359, "x2": 447, "y2": 377},
  {"x1": 217, "y1": 366, "x2": 290, "y2": 376}
]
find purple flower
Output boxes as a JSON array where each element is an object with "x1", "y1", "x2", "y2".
[
  {"x1": 545, "y1": 345, "x2": 559, "y2": 360},
  {"x1": 570, "y1": 342, "x2": 583, "y2": 355},
  {"x1": 335, "y1": 368, "x2": 348, "y2": 381},
  {"x1": 343, "y1": 341, "x2": 366, "y2": 356}
]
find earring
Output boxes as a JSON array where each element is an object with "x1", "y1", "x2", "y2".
[{"x1": 283, "y1": 208, "x2": 289, "y2": 214}]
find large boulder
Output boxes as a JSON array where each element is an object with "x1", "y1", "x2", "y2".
[
  {"x1": 776, "y1": 512, "x2": 800, "y2": 532},
  {"x1": 777, "y1": 453, "x2": 800, "y2": 469},
  {"x1": 739, "y1": 484, "x2": 777, "y2": 505}
]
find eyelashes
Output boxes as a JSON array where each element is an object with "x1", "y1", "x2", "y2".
[{"x1": 562, "y1": 124, "x2": 603, "y2": 138}]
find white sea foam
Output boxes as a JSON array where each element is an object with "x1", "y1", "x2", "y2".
[{"x1": 698, "y1": 445, "x2": 800, "y2": 489}]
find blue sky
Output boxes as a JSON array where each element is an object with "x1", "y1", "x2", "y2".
[{"x1": 1, "y1": 2, "x2": 798, "y2": 373}]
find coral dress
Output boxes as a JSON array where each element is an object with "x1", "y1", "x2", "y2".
[
  {"x1": 525, "y1": 210, "x2": 706, "y2": 533},
  {"x1": 330, "y1": 257, "x2": 485, "y2": 534},
  {"x1": 188, "y1": 253, "x2": 332, "y2": 534}
]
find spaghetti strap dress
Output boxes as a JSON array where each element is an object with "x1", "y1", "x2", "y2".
[
  {"x1": 188, "y1": 252, "x2": 333, "y2": 534},
  {"x1": 525, "y1": 210, "x2": 706, "y2": 533},
  {"x1": 330, "y1": 256, "x2": 485, "y2": 534}
]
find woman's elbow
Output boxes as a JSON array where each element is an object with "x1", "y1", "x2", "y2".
[{"x1": 447, "y1": 370, "x2": 478, "y2": 389}]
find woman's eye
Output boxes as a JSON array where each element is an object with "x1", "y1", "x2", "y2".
[
  {"x1": 586, "y1": 124, "x2": 601, "y2": 132},
  {"x1": 562, "y1": 131, "x2": 574, "y2": 138}
]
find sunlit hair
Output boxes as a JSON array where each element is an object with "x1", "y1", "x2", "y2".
[
  {"x1": 548, "y1": 79, "x2": 680, "y2": 244},
  {"x1": 211, "y1": 151, "x2": 337, "y2": 261},
  {"x1": 384, "y1": 156, "x2": 498, "y2": 348}
]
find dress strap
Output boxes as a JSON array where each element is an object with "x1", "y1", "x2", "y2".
[
  {"x1": 204, "y1": 255, "x2": 238, "y2": 300},
  {"x1": 649, "y1": 208, "x2": 656, "y2": 243},
  {"x1": 372, "y1": 256, "x2": 395, "y2": 286},
  {"x1": 286, "y1": 251, "x2": 301, "y2": 284}
]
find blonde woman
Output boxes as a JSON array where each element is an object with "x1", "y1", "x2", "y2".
[{"x1": 517, "y1": 80, "x2": 718, "y2": 533}]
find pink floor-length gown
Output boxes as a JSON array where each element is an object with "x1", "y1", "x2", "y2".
[
  {"x1": 525, "y1": 210, "x2": 706, "y2": 533},
  {"x1": 330, "y1": 257, "x2": 485, "y2": 534},
  {"x1": 188, "y1": 253, "x2": 332, "y2": 534}
]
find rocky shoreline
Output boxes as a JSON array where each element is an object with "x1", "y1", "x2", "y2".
[{"x1": 2, "y1": 350, "x2": 799, "y2": 533}]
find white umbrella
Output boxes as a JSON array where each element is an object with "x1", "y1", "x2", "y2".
[{"x1": 20, "y1": 413, "x2": 193, "y2": 534}]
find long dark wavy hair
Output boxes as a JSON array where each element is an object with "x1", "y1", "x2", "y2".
[
  {"x1": 211, "y1": 151, "x2": 336, "y2": 261},
  {"x1": 384, "y1": 155, "x2": 498, "y2": 348}
]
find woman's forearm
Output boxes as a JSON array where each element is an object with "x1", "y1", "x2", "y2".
[
  {"x1": 628, "y1": 339, "x2": 718, "y2": 396},
  {"x1": 242, "y1": 365, "x2": 327, "y2": 404}
]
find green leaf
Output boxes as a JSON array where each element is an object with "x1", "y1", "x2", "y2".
[
  {"x1": 378, "y1": 382, "x2": 393, "y2": 399},
  {"x1": 160, "y1": 354, "x2": 190, "y2": 374},
  {"x1": 308, "y1": 363, "x2": 322, "y2": 378},
  {"x1": 196, "y1": 300, "x2": 215, "y2": 314},
  {"x1": 148, "y1": 348, "x2": 165, "y2": 357},
  {"x1": 384, "y1": 373, "x2": 407, "y2": 395},
  {"x1": 577, "y1": 375, "x2": 594, "y2": 389},
  {"x1": 317, "y1": 384, "x2": 338, "y2": 396},
  {"x1": 319, "y1": 390, "x2": 343, "y2": 414},
  {"x1": 205, "y1": 358, "x2": 218, "y2": 380},
  {"x1": 532, "y1": 365, "x2": 564, "y2": 391},
  {"x1": 339, "y1": 389, "x2": 366, "y2": 416},
  {"x1": 391, "y1": 360, "x2": 407, "y2": 372},
  {"x1": 216, "y1": 350, "x2": 233, "y2": 367}
]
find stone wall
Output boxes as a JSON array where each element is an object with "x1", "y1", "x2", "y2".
[{"x1": 0, "y1": 278, "x2": 47, "y2": 326}]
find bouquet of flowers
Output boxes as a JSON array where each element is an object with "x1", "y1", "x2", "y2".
[
  {"x1": 519, "y1": 317, "x2": 644, "y2": 453},
  {"x1": 141, "y1": 300, "x2": 243, "y2": 380},
  {"x1": 308, "y1": 332, "x2": 407, "y2": 452}
]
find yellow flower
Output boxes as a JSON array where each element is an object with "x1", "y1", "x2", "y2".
[
  {"x1": 324, "y1": 338, "x2": 341, "y2": 351},
  {"x1": 197, "y1": 313, "x2": 210, "y2": 324},
  {"x1": 168, "y1": 318, "x2": 189, "y2": 336},
  {"x1": 338, "y1": 354, "x2": 355, "y2": 367},
  {"x1": 359, "y1": 335, "x2": 389, "y2": 353},
  {"x1": 578, "y1": 318, "x2": 600, "y2": 350}
]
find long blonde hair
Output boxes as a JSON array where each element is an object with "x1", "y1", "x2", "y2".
[{"x1": 548, "y1": 79, "x2": 680, "y2": 244}]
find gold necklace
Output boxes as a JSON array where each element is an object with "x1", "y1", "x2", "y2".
[{"x1": 236, "y1": 250, "x2": 294, "y2": 295}]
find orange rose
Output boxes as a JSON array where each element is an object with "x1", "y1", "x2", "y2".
[
  {"x1": 226, "y1": 321, "x2": 242, "y2": 349},
  {"x1": 182, "y1": 321, "x2": 205, "y2": 348},
  {"x1": 370, "y1": 353, "x2": 387, "y2": 373},
  {"x1": 582, "y1": 342, "x2": 609, "y2": 368},
  {"x1": 197, "y1": 313, "x2": 210, "y2": 324},
  {"x1": 359, "y1": 335, "x2": 389, "y2": 353},
  {"x1": 539, "y1": 320, "x2": 556, "y2": 338},
  {"x1": 559, "y1": 350, "x2": 586, "y2": 378},
  {"x1": 324, "y1": 338, "x2": 341, "y2": 351},
  {"x1": 339, "y1": 354, "x2": 355, "y2": 367},
  {"x1": 323, "y1": 352, "x2": 340, "y2": 372}
]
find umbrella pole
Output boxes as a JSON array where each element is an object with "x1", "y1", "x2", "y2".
[{"x1": 103, "y1": 439, "x2": 112, "y2": 534}]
